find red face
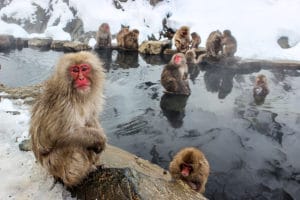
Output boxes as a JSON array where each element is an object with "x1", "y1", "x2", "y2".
[
  {"x1": 181, "y1": 163, "x2": 192, "y2": 177},
  {"x1": 104, "y1": 24, "x2": 110, "y2": 32},
  {"x1": 174, "y1": 55, "x2": 182, "y2": 65},
  {"x1": 69, "y1": 64, "x2": 91, "y2": 91}
]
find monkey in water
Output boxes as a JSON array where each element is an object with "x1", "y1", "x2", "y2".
[
  {"x1": 169, "y1": 147, "x2": 210, "y2": 193},
  {"x1": 30, "y1": 51, "x2": 107, "y2": 187},
  {"x1": 161, "y1": 53, "x2": 190, "y2": 95},
  {"x1": 123, "y1": 29, "x2": 139, "y2": 50},
  {"x1": 206, "y1": 30, "x2": 223, "y2": 57},
  {"x1": 190, "y1": 32, "x2": 201, "y2": 49},
  {"x1": 253, "y1": 74, "x2": 269, "y2": 104},
  {"x1": 95, "y1": 23, "x2": 112, "y2": 49},
  {"x1": 185, "y1": 49, "x2": 205, "y2": 64},
  {"x1": 221, "y1": 29, "x2": 237, "y2": 57},
  {"x1": 116, "y1": 25, "x2": 130, "y2": 48},
  {"x1": 173, "y1": 26, "x2": 191, "y2": 53}
]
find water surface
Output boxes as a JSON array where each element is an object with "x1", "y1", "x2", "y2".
[{"x1": 1, "y1": 48, "x2": 300, "y2": 200}]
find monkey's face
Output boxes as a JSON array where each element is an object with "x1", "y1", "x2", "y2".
[
  {"x1": 102, "y1": 24, "x2": 110, "y2": 32},
  {"x1": 69, "y1": 63, "x2": 92, "y2": 93},
  {"x1": 180, "y1": 163, "x2": 193, "y2": 177}
]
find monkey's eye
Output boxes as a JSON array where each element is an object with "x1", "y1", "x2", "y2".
[
  {"x1": 71, "y1": 66, "x2": 80, "y2": 73},
  {"x1": 81, "y1": 65, "x2": 90, "y2": 72}
]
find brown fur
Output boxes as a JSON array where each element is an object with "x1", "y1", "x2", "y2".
[
  {"x1": 190, "y1": 32, "x2": 201, "y2": 49},
  {"x1": 169, "y1": 147, "x2": 210, "y2": 193},
  {"x1": 174, "y1": 26, "x2": 191, "y2": 53},
  {"x1": 221, "y1": 30, "x2": 237, "y2": 57},
  {"x1": 123, "y1": 29, "x2": 139, "y2": 50},
  {"x1": 253, "y1": 74, "x2": 269, "y2": 104},
  {"x1": 206, "y1": 30, "x2": 223, "y2": 57},
  {"x1": 95, "y1": 23, "x2": 112, "y2": 48},
  {"x1": 116, "y1": 25, "x2": 130, "y2": 48},
  {"x1": 185, "y1": 49, "x2": 205, "y2": 64},
  {"x1": 161, "y1": 53, "x2": 190, "y2": 95},
  {"x1": 30, "y1": 51, "x2": 107, "y2": 187}
]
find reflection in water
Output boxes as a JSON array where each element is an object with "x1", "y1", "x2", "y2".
[
  {"x1": 1, "y1": 49, "x2": 300, "y2": 200},
  {"x1": 204, "y1": 67, "x2": 235, "y2": 99},
  {"x1": 160, "y1": 94, "x2": 189, "y2": 128}
]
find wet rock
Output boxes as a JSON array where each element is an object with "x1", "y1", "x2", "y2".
[
  {"x1": 6, "y1": 111, "x2": 21, "y2": 115},
  {"x1": 277, "y1": 36, "x2": 290, "y2": 49},
  {"x1": 76, "y1": 31, "x2": 96, "y2": 44},
  {"x1": 150, "y1": 0, "x2": 164, "y2": 6},
  {"x1": 19, "y1": 139, "x2": 32, "y2": 151},
  {"x1": 28, "y1": 38, "x2": 53, "y2": 50},
  {"x1": 139, "y1": 40, "x2": 171, "y2": 55},
  {"x1": 15, "y1": 37, "x2": 25, "y2": 50},
  {"x1": 62, "y1": 41, "x2": 92, "y2": 52},
  {"x1": 71, "y1": 145, "x2": 207, "y2": 200},
  {"x1": 0, "y1": 34, "x2": 15, "y2": 50},
  {"x1": 50, "y1": 40, "x2": 69, "y2": 51}
]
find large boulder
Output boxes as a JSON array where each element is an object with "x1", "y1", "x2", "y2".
[
  {"x1": 63, "y1": 41, "x2": 92, "y2": 52},
  {"x1": 50, "y1": 40, "x2": 69, "y2": 51},
  {"x1": 139, "y1": 40, "x2": 171, "y2": 55},
  {"x1": 28, "y1": 38, "x2": 53, "y2": 50},
  {"x1": 0, "y1": 34, "x2": 15, "y2": 50}
]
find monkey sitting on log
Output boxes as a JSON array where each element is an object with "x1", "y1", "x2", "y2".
[
  {"x1": 30, "y1": 51, "x2": 107, "y2": 187},
  {"x1": 161, "y1": 53, "x2": 190, "y2": 95},
  {"x1": 169, "y1": 147, "x2": 210, "y2": 193},
  {"x1": 206, "y1": 30, "x2": 223, "y2": 58},
  {"x1": 221, "y1": 29, "x2": 237, "y2": 57}
]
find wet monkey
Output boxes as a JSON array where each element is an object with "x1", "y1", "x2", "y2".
[
  {"x1": 161, "y1": 53, "x2": 190, "y2": 95},
  {"x1": 221, "y1": 29, "x2": 237, "y2": 57},
  {"x1": 30, "y1": 51, "x2": 107, "y2": 187}
]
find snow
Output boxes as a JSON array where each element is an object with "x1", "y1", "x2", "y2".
[
  {"x1": 0, "y1": 0, "x2": 299, "y2": 60},
  {"x1": 0, "y1": 97, "x2": 66, "y2": 199}
]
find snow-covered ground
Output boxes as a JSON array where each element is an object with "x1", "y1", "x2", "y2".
[
  {"x1": 0, "y1": 97, "x2": 67, "y2": 199},
  {"x1": 0, "y1": 0, "x2": 300, "y2": 60}
]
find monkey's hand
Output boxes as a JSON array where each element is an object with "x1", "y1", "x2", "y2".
[{"x1": 84, "y1": 128, "x2": 107, "y2": 154}]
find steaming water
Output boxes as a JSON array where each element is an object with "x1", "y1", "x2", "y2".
[{"x1": 1, "y1": 48, "x2": 300, "y2": 200}]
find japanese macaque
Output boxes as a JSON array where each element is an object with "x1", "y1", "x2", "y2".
[
  {"x1": 174, "y1": 26, "x2": 191, "y2": 53},
  {"x1": 206, "y1": 30, "x2": 223, "y2": 57},
  {"x1": 169, "y1": 147, "x2": 210, "y2": 193},
  {"x1": 116, "y1": 25, "x2": 130, "y2": 48},
  {"x1": 123, "y1": 29, "x2": 139, "y2": 50},
  {"x1": 95, "y1": 23, "x2": 112, "y2": 49},
  {"x1": 221, "y1": 30, "x2": 237, "y2": 57},
  {"x1": 253, "y1": 74, "x2": 269, "y2": 104},
  {"x1": 30, "y1": 51, "x2": 107, "y2": 187},
  {"x1": 161, "y1": 53, "x2": 190, "y2": 95},
  {"x1": 190, "y1": 32, "x2": 201, "y2": 49}
]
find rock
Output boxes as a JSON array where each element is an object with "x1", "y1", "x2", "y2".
[
  {"x1": 71, "y1": 145, "x2": 207, "y2": 200},
  {"x1": 6, "y1": 111, "x2": 21, "y2": 115},
  {"x1": 1, "y1": 3, "x2": 49, "y2": 34},
  {"x1": 19, "y1": 139, "x2": 32, "y2": 151},
  {"x1": 76, "y1": 31, "x2": 96, "y2": 44},
  {"x1": 0, "y1": 34, "x2": 15, "y2": 50},
  {"x1": 50, "y1": 40, "x2": 69, "y2": 51},
  {"x1": 150, "y1": 0, "x2": 163, "y2": 6},
  {"x1": 63, "y1": 17, "x2": 85, "y2": 41},
  {"x1": 28, "y1": 38, "x2": 53, "y2": 50},
  {"x1": 277, "y1": 36, "x2": 291, "y2": 49},
  {"x1": 63, "y1": 41, "x2": 92, "y2": 52},
  {"x1": 139, "y1": 40, "x2": 171, "y2": 55}
]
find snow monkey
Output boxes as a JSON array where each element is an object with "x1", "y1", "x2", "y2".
[
  {"x1": 30, "y1": 51, "x2": 107, "y2": 187},
  {"x1": 174, "y1": 26, "x2": 191, "y2": 53},
  {"x1": 253, "y1": 74, "x2": 269, "y2": 104},
  {"x1": 161, "y1": 53, "x2": 190, "y2": 95},
  {"x1": 116, "y1": 25, "x2": 130, "y2": 48},
  {"x1": 123, "y1": 29, "x2": 139, "y2": 50},
  {"x1": 205, "y1": 30, "x2": 223, "y2": 57},
  {"x1": 95, "y1": 22, "x2": 112, "y2": 49},
  {"x1": 190, "y1": 32, "x2": 201, "y2": 49},
  {"x1": 169, "y1": 147, "x2": 210, "y2": 193},
  {"x1": 221, "y1": 29, "x2": 237, "y2": 57}
]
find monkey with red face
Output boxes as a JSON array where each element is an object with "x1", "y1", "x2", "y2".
[
  {"x1": 30, "y1": 51, "x2": 106, "y2": 187},
  {"x1": 161, "y1": 53, "x2": 190, "y2": 95},
  {"x1": 95, "y1": 23, "x2": 112, "y2": 49},
  {"x1": 169, "y1": 147, "x2": 210, "y2": 193}
]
